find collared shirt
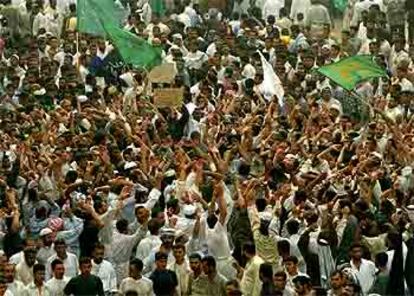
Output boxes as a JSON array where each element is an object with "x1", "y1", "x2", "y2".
[
  {"x1": 91, "y1": 260, "x2": 117, "y2": 293},
  {"x1": 202, "y1": 273, "x2": 227, "y2": 296},
  {"x1": 45, "y1": 277, "x2": 70, "y2": 296},
  {"x1": 119, "y1": 277, "x2": 153, "y2": 296},
  {"x1": 188, "y1": 273, "x2": 208, "y2": 296},
  {"x1": 350, "y1": 258, "x2": 376, "y2": 294},
  {"x1": 24, "y1": 282, "x2": 52, "y2": 296},
  {"x1": 46, "y1": 252, "x2": 78, "y2": 281}
]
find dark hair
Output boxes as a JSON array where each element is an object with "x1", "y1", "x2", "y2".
[
  {"x1": 286, "y1": 219, "x2": 300, "y2": 235},
  {"x1": 51, "y1": 259, "x2": 64, "y2": 271},
  {"x1": 274, "y1": 270, "x2": 287, "y2": 280},
  {"x1": 277, "y1": 240, "x2": 290, "y2": 254},
  {"x1": 201, "y1": 255, "x2": 216, "y2": 268},
  {"x1": 173, "y1": 243, "x2": 186, "y2": 252},
  {"x1": 242, "y1": 242, "x2": 256, "y2": 255},
  {"x1": 93, "y1": 242, "x2": 105, "y2": 251},
  {"x1": 79, "y1": 257, "x2": 92, "y2": 265},
  {"x1": 54, "y1": 239, "x2": 66, "y2": 247},
  {"x1": 148, "y1": 219, "x2": 161, "y2": 235},
  {"x1": 283, "y1": 255, "x2": 298, "y2": 265},
  {"x1": 155, "y1": 251, "x2": 168, "y2": 261},
  {"x1": 33, "y1": 263, "x2": 45, "y2": 274},
  {"x1": 260, "y1": 263, "x2": 273, "y2": 279},
  {"x1": 116, "y1": 219, "x2": 129, "y2": 233},
  {"x1": 226, "y1": 279, "x2": 240, "y2": 289},
  {"x1": 375, "y1": 252, "x2": 388, "y2": 268},
  {"x1": 255, "y1": 198, "x2": 267, "y2": 212},
  {"x1": 189, "y1": 253, "x2": 202, "y2": 261},
  {"x1": 130, "y1": 258, "x2": 144, "y2": 271}
]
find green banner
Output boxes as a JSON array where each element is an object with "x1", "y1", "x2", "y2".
[{"x1": 317, "y1": 55, "x2": 387, "y2": 91}]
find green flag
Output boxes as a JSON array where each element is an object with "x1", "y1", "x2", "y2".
[
  {"x1": 77, "y1": 0, "x2": 125, "y2": 36},
  {"x1": 103, "y1": 24, "x2": 162, "y2": 69},
  {"x1": 317, "y1": 55, "x2": 387, "y2": 91},
  {"x1": 150, "y1": 0, "x2": 166, "y2": 16}
]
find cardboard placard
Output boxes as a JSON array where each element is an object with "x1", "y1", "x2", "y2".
[
  {"x1": 154, "y1": 88, "x2": 184, "y2": 108},
  {"x1": 148, "y1": 63, "x2": 177, "y2": 83}
]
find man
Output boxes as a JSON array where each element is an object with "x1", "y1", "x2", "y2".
[
  {"x1": 36, "y1": 228, "x2": 55, "y2": 265},
  {"x1": 24, "y1": 263, "x2": 51, "y2": 296},
  {"x1": 168, "y1": 243, "x2": 190, "y2": 296},
  {"x1": 305, "y1": 0, "x2": 332, "y2": 40},
  {"x1": 3, "y1": 263, "x2": 25, "y2": 295},
  {"x1": 187, "y1": 253, "x2": 207, "y2": 296},
  {"x1": 46, "y1": 259, "x2": 70, "y2": 296},
  {"x1": 204, "y1": 180, "x2": 237, "y2": 280},
  {"x1": 64, "y1": 257, "x2": 105, "y2": 296},
  {"x1": 292, "y1": 275, "x2": 315, "y2": 296},
  {"x1": 91, "y1": 243, "x2": 117, "y2": 295},
  {"x1": 46, "y1": 239, "x2": 78, "y2": 280},
  {"x1": 15, "y1": 246, "x2": 38, "y2": 285},
  {"x1": 349, "y1": 243, "x2": 376, "y2": 295},
  {"x1": 119, "y1": 258, "x2": 153, "y2": 296},
  {"x1": 135, "y1": 218, "x2": 162, "y2": 261},
  {"x1": 201, "y1": 256, "x2": 227, "y2": 296},
  {"x1": 283, "y1": 256, "x2": 307, "y2": 290},
  {"x1": 237, "y1": 242, "x2": 264, "y2": 296},
  {"x1": 149, "y1": 251, "x2": 178, "y2": 296},
  {"x1": 262, "y1": 0, "x2": 285, "y2": 19},
  {"x1": 327, "y1": 271, "x2": 345, "y2": 296},
  {"x1": 273, "y1": 270, "x2": 295, "y2": 296},
  {"x1": 110, "y1": 218, "x2": 148, "y2": 284}
]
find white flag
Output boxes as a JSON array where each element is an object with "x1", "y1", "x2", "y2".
[{"x1": 258, "y1": 51, "x2": 285, "y2": 107}]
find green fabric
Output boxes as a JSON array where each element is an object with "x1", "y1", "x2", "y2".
[
  {"x1": 150, "y1": 0, "x2": 166, "y2": 16},
  {"x1": 102, "y1": 23, "x2": 162, "y2": 69},
  {"x1": 333, "y1": 0, "x2": 347, "y2": 12},
  {"x1": 317, "y1": 55, "x2": 387, "y2": 91},
  {"x1": 77, "y1": 0, "x2": 124, "y2": 36}
]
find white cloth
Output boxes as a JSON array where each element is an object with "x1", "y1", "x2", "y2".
[
  {"x1": 109, "y1": 227, "x2": 147, "y2": 284},
  {"x1": 6, "y1": 280, "x2": 26, "y2": 296},
  {"x1": 45, "y1": 277, "x2": 70, "y2": 296},
  {"x1": 119, "y1": 277, "x2": 153, "y2": 296},
  {"x1": 168, "y1": 261, "x2": 191, "y2": 296},
  {"x1": 91, "y1": 260, "x2": 117, "y2": 293},
  {"x1": 263, "y1": 0, "x2": 285, "y2": 19},
  {"x1": 23, "y1": 282, "x2": 52, "y2": 296},
  {"x1": 290, "y1": 0, "x2": 311, "y2": 20},
  {"x1": 135, "y1": 235, "x2": 162, "y2": 261},
  {"x1": 350, "y1": 258, "x2": 376, "y2": 295},
  {"x1": 45, "y1": 253, "x2": 78, "y2": 281},
  {"x1": 15, "y1": 260, "x2": 37, "y2": 286}
]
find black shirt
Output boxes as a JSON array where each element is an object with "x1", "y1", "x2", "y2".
[
  {"x1": 64, "y1": 274, "x2": 104, "y2": 296},
  {"x1": 149, "y1": 269, "x2": 178, "y2": 296}
]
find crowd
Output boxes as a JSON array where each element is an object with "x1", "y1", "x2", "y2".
[{"x1": 0, "y1": 0, "x2": 413, "y2": 295}]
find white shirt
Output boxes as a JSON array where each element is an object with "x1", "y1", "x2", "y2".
[
  {"x1": 15, "y1": 260, "x2": 37, "y2": 286},
  {"x1": 91, "y1": 260, "x2": 117, "y2": 293},
  {"x1": 45, "y1": 277, "x2": 70, "y2": 296},
  {"x1": 45, "y1": 252, "x2": 78, "y2": 281},
  {"x1": 119, "y1": 277, "x2": 153, "y2": 296},
  {"x1": 168, "y1": 260, "x2": 190, "y2": 296},
  {"x1": 136, "y1": 235, "x2": 162, "y2": 261},
  {"x1": 6, "y1": 280, "x2": 26, "y2": 295},
  {"x1": 350, "y1": 258, "x2": 376, "y2": 294},
  {"x1": 290, "y1": 0, "x2": 311, "y2": 20},
  {"x1": 263, "y1": 0, "x2": 285, "y2": 19},
  {"x1": 9, "y1": 251, "x2": 24, "y2": 265},
  {"x1": 204, "y1": 221, "x2": 232, "y2": 259},
  {"x1": 24, "y1": 282, "x2": 51, "y2": 296}
]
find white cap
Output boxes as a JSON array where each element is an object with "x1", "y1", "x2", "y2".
[
  {"x1": 183, "y1": 204, "x2": 196, "y2": 216},
  {"x1": 40, "y1": 228, "x2": 53, "y2": 237}
]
